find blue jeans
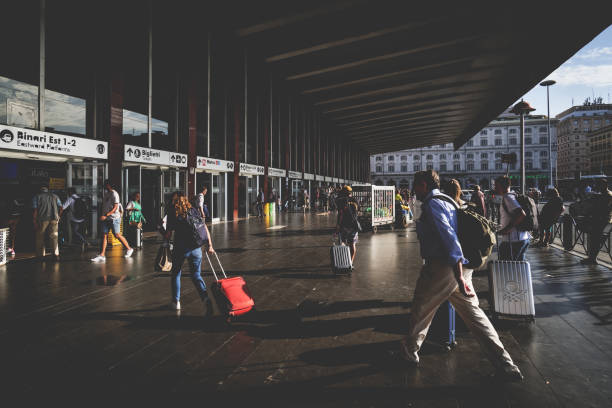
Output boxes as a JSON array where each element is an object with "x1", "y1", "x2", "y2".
[
  {"x1": 71, "y1": 221, "x2": 87, "y2": 245},
  {"x1": 171, "y1": 247, "x2": 207, "y2": 302},
  {"x1": 499, "y1": 240, "x2": 529, "y2": 261}
]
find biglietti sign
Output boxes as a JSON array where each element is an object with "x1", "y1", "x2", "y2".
[
  {"x1": 0, "y1": 125, "x2": 108, "y2": 159},
  {"x1": 239, "y1": 163, "x2": 264, "y2": 176},
  {"x1": 124, "y1": 144, "x2": 187, "y2": 167},
  {"x1": 196, "y1": 156, "x2": 234, "y2": 172},
  {"x1": 288, "y1": 171, "x2": 302, "y2": 179},
  {"x1": 267, "y1": 167, "x2": 286, "y2": 177}
]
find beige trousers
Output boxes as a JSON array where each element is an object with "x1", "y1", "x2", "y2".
[
  {"x1": 404, "y1": 260, "x2": 514, "y2": 369},
  {"x1": 35, "y1": 220, "x2": 59, "y2": 257}
]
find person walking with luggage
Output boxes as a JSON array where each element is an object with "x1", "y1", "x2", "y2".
[
  {"x1": 393, "y1": 170, "x2": 523, "y2": 381},
  {"x1": 60, "y1": 188, "x2": 90, "y2": 252},
  {"x1": 335, "y1": 186, "x2": 360, "y2": 264},
  {"x1": 125, "y1": 192, "x2": 145, "y2": 248},
  {"x1": 581, "y1": 178, "x2": 612, "y2": 265},
  {"x1": 495, "y1": 176, "x2": 529, "y2": 261},
  {"x1": 91, "y1": 180, "x2": 133, "y2": 262},
  {"x1": 32, "y1": 185, "x2": 62, "y2": 260},
  {"x1": 471, "y1": 185, "x2": 487, "y2": 217},
  {"x1": 165, "y1": 195, "x2": 214, "y2": 313}
]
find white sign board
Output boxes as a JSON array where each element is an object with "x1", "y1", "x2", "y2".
[
  {"x1": 239, "y1": 163, "x2": 264, "y2": 176},
  {"x1": 267, "y1": 167, "x2": 287, "y2": 177},
  {"x1": 196, "y1": 156, "x2": 234, "y2": 172},
  {"x1": 124, "y1": 144, "x2": 187, "y2": 167},
  {"x1": 315, "y1": 174, "x2": 324, "y2": 181},
  {"x1": 0, "y1": 124, "x2": 108, "y2": 160},
  {"x1": 288, "y1": 171, "x2": 302, "y2": 179},
  {"x1": 303, "y1": 173, "x2": 314, "y2": 180},
  {"x1": 324, "y1": 176, "x2": 332, "y2": 182},
  {"x1": 333, "y1": 178, "x2": 339, "y2": 183}
]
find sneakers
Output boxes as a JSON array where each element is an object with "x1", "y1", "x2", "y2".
[
  {"x1": 91, "y1": 255, "x2": 106, "y2": 263},
  {"x1": 171, "y1": 300, "x2": 181, "y2": 310},
  {"x1": 7, "y1": 248, "x2": 15, "y2": 257},
  {"x1": 496, "y1": 364, "x2": 524, "y2": 382},
  {"x1": 125, "y1": 248, "x2": 134, "y2": 258},
  {"x1": 388, "y1": 339, "x2": 419, "y2": 366}
]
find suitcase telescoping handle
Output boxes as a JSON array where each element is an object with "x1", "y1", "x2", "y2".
[{"x1": 205, "y1": 251, "x2": 228, "y2": 282}]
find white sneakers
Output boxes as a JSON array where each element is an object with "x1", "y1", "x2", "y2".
[
  {"x1": 171, "y1": 301, "x2": 181, "y2": 310},
  {"x1": 125, "y1": 248, "x2": 134, "y2": 258},
  {"x1": 91, "y1": 255, "x2": 106, "y2": 263}
]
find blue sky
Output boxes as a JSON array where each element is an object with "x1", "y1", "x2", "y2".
[{"x1": 517, "y1": 24, "x2": 612, "y2": 117}]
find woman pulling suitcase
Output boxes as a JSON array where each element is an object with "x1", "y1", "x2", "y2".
[{"x1": 164, "y1": 195, "x2": 215, "y2": 314}]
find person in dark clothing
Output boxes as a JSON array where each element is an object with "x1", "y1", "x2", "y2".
[
  {"x1": 165, "y1": 195, "x2": 215, "y2": 313},
  {"x1": 537, "y1": 188, "x2": 564, "y2": 247},
  {"x1": 335, "y1": 186, "x2": 359, "y2": 264},
  {"x1": 470, "y1": 185, "x2": 487, "y2": 217},
  {"x1": 581, "y1": 179, "x2": 612, "y2": 265}
]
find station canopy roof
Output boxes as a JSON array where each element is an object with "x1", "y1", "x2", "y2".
[{"x1": 223, "y1": 0, "x2": 609, "y2": 153}]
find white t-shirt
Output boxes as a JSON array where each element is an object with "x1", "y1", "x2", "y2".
[
  {"x1": 197, "y1": 193, "x2": 205, "y2": 210},
  {"x1": 62, "y1": 194, "x2": 84, "y2": 223},
  {"x1": 500, "y1": 192, "x2": 529, "y2": 242},
  {"x1": 102, "y1": 189, "x2": 121, "y2": 219}
]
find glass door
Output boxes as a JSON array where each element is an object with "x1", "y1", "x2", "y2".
[
  {"x1": 211, "y1": 173, "x2": 226, "y2": 222},
  {"x1": 142, "y1": 169, "x2": 162, "y2": 232},
  {"x1": 69, "y1": 162, "x2": 105, "y2": 239}
]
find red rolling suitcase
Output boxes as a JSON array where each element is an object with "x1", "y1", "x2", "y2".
[{"x1": 205, "y1": 252, "x2": 254, "y2": 318}]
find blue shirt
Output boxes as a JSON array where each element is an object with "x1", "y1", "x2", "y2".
[{"x1": 416, "y1": 189, "x2": 467, "y2": 266}]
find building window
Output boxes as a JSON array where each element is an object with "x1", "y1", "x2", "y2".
[
  {"x1": 467, "y1": 140, "x2": 474, "y2": 147},
  {"x1": 509, "y1": 138, "x2": 517, "y2": 145},
  {"x1": 440, "y1": 154, "x2": 446, "y2": 160},
  {"x1": 539, "y1": 126, "x2": 547, "y2": 132},
  {"x1": 414, "y1": 155, "x2": 420, "y2": 160},
  {"x1": 526, "y1": 162, "x2": 533, "y2": 170},
  {"x1": 467, "y1": 162, "x2": 474, "y2": 171},
  {"x1": 509, "y1": 128, "x2": 517, "y2": 134},
  {"x1": 426, "y1": 154, "x2": 433, "y2": 160},
  {"x1": 575, "y1": 135, "x2": 580, "y2": 140},
  {"x1": 494, "y1": 129, "x2": 502, "y2": 135},
  {"x1": 454, "y1": 163, "x2": 461, "y2": 171},
  {"x1": 541, "y1": 161, "x2": 548, "y2": 169},
  {"x1": 575, "y1": 142, "x2": 580, "y2": 147},
  {"x1": 480, "y1": 153, "x2": 488, "y2": 159},
  {"x1": 453, "y1": 153, "x2": 460, "y2": 159},
  {"x1": 388, "y1": 155, "x2": 394, "y2": 161},
  {"x1": 376, "y1": 156, "x2": 382, "y2": 162},
  {"x1": 525, "y1": 127, "x2": 532, "y2": 133},
  {"x1": 413, "y1": 164, "x2": 420, "y2": 171},
  {"x1": 525, "y1": 151, "x2": 532, "y2": 157},
  {"x1": 467, "y1": 153, "x2": 474, "y2": 159},
  {"x1": 376, "y1": 166, "x2": 382, "y2": 173},
  {"x1": 481, "y1": 130, "x2": 488, "y2": 135},
  {"x1": 495, "y1": 152, "x2": 502, "y2": 158},
  {"x1": 495, "y1": 138, "x2": 502, "y2": 146},
  {"x1": 480, "y1": 139, "x2": 488, "y2": 146},
  {"x1": 439, "y1": 144, "x2": 445, "y2": 148},
  {"x1": 426, "y1": 164, "x2": 433, "y2": 170},
  {"x1": 540, "y1": 136, "x2": 548, "y2": 144},
  {"x1": 400, "y1": 155, "x2": 407, "y2": 161},
  {"x1": 481, "y1": 162, "x2": 488, "y2": 170},
  {"x1": 401, "y1": 165, "x2": 407, "y2": 172},
  {"x1": 388, "y1": 165, "x2": 394, "y2": 172},
  {"x1": 496, "y1": 162, "x2": 503, "y2": 170},
  {"x1": 440, "y1": 163, "x2": 447, "y2": 172},
  {"x1": 540, "y1": 150, "x2": 548, "y2": 157},
  {"x1": 525, "y1": 137, "x2": 532, "y2": 144}
]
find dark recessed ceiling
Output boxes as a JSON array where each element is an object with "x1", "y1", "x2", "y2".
[{"x1": 221, "y1": 1, "x2": 610, "y2": 154}]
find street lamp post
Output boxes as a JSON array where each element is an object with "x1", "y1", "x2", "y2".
[
  {"x1": 510, "y1": 100, "x2": 536, "y2": 195},
  {"x1": 540, "y1": 80, "x2": 556, "y2": 188}
]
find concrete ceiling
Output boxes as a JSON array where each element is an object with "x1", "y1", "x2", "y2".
[{"x1": 227, "y1": 1, "x2": 610, "y2": 154}]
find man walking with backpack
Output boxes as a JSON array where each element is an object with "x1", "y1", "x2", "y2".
[
  {"x1": 32, "y1": 185, "x2": 62, "y2": 260},
  {"x1": 60, "y1": 187, "x2": 90, "y2": 252},
  {"x1": 495, "y1": 176, "x2": 531, "y2": 261},
  {"x1": 393, "y1": 170, "x2": 523, "y2": 381}
]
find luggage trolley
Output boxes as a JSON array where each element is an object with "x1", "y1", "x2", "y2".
[{"x1": 352, "y1": 185, "x2": 395, "y2": 233}]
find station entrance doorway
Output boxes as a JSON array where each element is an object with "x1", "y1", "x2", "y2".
[
  {"x1": 122, "y1": 165, "x2": 186, "y2": 232},
  {"x1": 194, "y1": 171, "x2": 228, "y2": 223}
]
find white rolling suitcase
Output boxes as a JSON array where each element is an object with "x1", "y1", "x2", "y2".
[
  {"x1": 488, "y1": 260, "x2": 535, "y2": 321},
  {"x1": 330, "y1": 237, "x2": 352, "y2": 274}
]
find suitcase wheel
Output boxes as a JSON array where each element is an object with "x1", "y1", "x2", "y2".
[{"x1": 445, "y1": 341, "x2": 457, "y2": 352}]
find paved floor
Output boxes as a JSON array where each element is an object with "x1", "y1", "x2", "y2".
[{"x1": 1, "y1": 213, "x2": 611, "y2": 405}]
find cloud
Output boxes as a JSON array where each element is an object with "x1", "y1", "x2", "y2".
[
  {"x1": 576, "y1": 47, "x2": 612, "y2": 60},
  {"x1": 545, "y1": 64, "x2": 612, "y2": 87}
]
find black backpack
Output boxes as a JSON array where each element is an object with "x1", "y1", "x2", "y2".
[
  {"x1": 502, "y1": 193, "x2": 539, "y2": 231},
  {"x1": 73, "y1": 197, "x2": 89, "y2": 219},
  {"x1": 185, "y1": 208, "x2": 208, "y2": 247},
  {"x1": 429, "y1": 195, "x2": 496, "y2": 269}
]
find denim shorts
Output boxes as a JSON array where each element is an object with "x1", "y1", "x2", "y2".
[{"x1": 101, "y1": 217, "x2": 121, "y2": 235}]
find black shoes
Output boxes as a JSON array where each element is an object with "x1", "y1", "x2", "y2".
[{"x1": 580, "y1": 258, "x2": 598, "y2": 265}]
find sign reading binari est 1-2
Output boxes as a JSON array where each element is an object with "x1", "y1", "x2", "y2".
[
  {"x1": 0, "y1": 124, "x2": 108, "y2": 159},
  {"x1": 124, "y1": 144, "x2": 187, "y2": 167}
]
